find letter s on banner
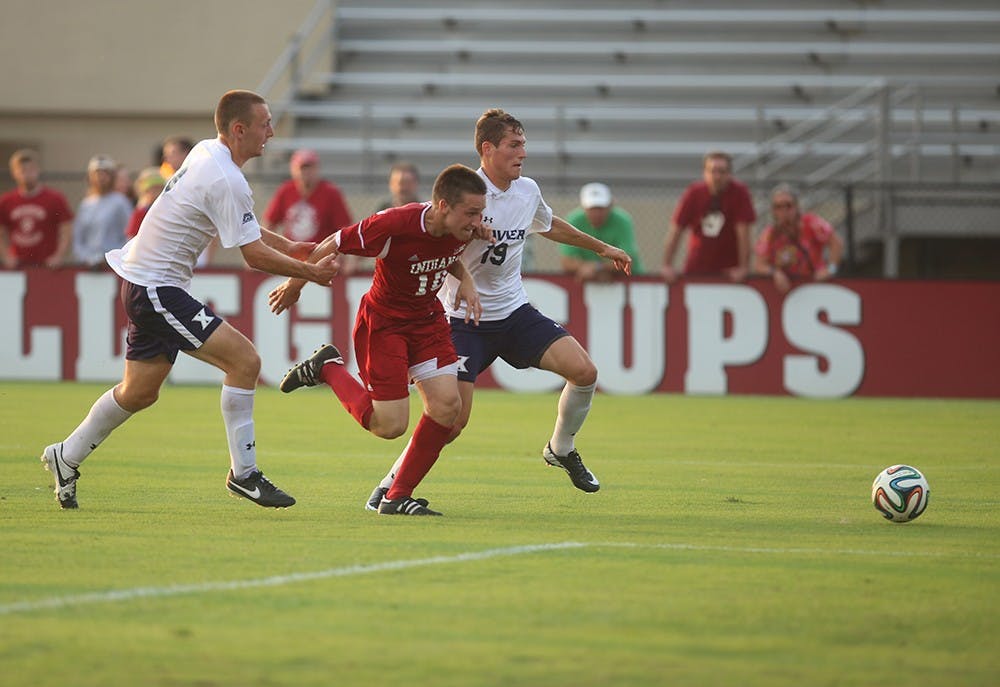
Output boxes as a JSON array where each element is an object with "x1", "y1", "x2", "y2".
[{"x1": 782, "y1": 284, "x2": 864, "y2": 398}]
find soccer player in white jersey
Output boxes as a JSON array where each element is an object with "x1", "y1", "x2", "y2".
[
  {"x1": 39, "y1": 90, "x2": 338, "y2": 510},
  {"x1": 365, "y1": 108, "x2": 632, "y2": 508}
]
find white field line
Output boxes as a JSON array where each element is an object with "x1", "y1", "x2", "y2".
[
  {"x1": 1, "y1": 540, "x2": 994, "y2": 616},
  {"x1": 0, "y1": 543, "x2": 584, "y2": 616}
]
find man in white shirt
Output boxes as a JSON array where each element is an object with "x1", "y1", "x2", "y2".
[
  {"x1": 366, "y1": 108, "x2": 631, "y2": 508},
  {"x1": 40, "y1": 90, "x2": 338, "y2": 510}
]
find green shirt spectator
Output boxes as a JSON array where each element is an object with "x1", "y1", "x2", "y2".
[{"x1": 561, "y1": 182, "x2": 643, "y2": 281}]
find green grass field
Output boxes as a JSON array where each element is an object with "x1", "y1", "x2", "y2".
[{"x1": 1, "y1": 382, "x2": 998, "y2": 687}]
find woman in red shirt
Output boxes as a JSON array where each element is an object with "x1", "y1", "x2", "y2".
[{"x1": 754, "y1": 184, "x2": 844, "y2": 294}]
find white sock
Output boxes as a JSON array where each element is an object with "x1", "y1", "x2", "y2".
[
  {"x1": 378, "y1": 438, "x2": 411, "y2": 490},
  {"x1": 61, "y1": 387, "x2": 133, "y2": 467},
  {"x1": 221, "y1": 385, "x2": 257, "y2": 479},
  {"x1": 548, "y1": 381, "x2": 596, "y2": 456}
]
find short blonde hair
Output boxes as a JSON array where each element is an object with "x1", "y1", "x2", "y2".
[{"x1": 214, "y1": 90, "x2": 266, "y2": 135}]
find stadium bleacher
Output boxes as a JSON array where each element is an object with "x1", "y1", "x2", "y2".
[{"x1": 254, "y1": 0, "x2": 1000, "y2": 276}]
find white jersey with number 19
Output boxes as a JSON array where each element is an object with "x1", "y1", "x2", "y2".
[{"x1": 439, "y1": 168, "x2": 553, "y2": 322}]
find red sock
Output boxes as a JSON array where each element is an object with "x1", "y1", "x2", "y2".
[
  {"x1": 387, "y1": 414, "x2": 452, "y2": 500},
  {"x1": 320, "y1": 362, "x2": 373, "y2": 430}
]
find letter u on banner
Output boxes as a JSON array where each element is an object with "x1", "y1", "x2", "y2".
[{"x1": 584, "y1": 283, "x2": 667, "y2": 394}]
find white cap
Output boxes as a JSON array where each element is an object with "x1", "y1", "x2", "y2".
[
  {"x1": 580, "y1": 182, "x2": 612, "y2": 209},
  {"x1": 87, "y1": 154, "x2": 117, "y2": 173}
]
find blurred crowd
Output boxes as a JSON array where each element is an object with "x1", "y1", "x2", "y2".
[{"x1": 1, "y1": 143, "x2": 842, "y2": 291}]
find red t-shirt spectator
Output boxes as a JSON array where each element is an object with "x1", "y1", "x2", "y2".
[
  {"x1": 672, "y1": 179, "x2": 756, "y2": 274},
  {"x1": 0, "y1": 187, "x2": 74, "y2": 266},
  {"x1": 264, "y1": 179, "x2": 352, "y2": 243},
  {"x1": 125, "y1": 204, "x2": 152, "y2": 240},
  {"x1": 755, "y1": 213, "x2": 835, "y2": 278}
]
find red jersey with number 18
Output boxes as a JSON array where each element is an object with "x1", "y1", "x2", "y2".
[{"x1": 334, "y1": 202, "x2": 469, "y2": 320}]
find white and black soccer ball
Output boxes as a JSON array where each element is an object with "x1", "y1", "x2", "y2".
[{"x1": 872, "y1": 465, "x2": 930, "y2": 523}]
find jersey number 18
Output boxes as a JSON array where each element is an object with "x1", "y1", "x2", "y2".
[{"x1": 414, "y1": 269, "x2": 448, "y2": 296}]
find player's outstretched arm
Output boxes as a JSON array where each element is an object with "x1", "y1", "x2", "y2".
[
  {"x1": 259, "y1": 227, "x2": 317, "y2": 261},
  {"x1": 268, "y1": 233, "x2": 345, "y2": 314},
  {"x1": 241, "y1": 239, "x2": 338, "y2": 287},
  {"x1": 543, "y1": 216, "x2": 632, "y2": 276}
]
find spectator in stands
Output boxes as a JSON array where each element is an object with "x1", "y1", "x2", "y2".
[
  {"x1": 160, "y1": 136, "x2": 194, "y2": 179},
  {"x1": 265, "y1": 148, "x2": 353, "y2": 243},
  {"x1": 264, "y1": 148, "x2": 354, "y2": 272},
  {"x1": 663, "y1": 151, "x2": 756, "y2": 283},
  {"x1": 561, "y1": 182, "x2": 643, "y2": 282},
  {"x1": 72, "y1": 154, "x2": 132, "y2": 269},
  {"x1": 374, "y1": 161, "x2": 421, "y2": 212},
  {"x1": 115, "y1": 165, "x2": 137, "y2": 207},
  {"x1": 124, "y1": 167, "x2": 166, "y2": 240},
  {"x1": 0, "y1": 149, "x2": 74, "y2": 268},
  {"x1": 753, "y1": 184, "x2": 844, "y2": 294}
]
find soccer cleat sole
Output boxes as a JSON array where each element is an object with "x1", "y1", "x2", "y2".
[
  {"x1": 226, "y1": 487, "x2": 296, "y2": 509},
  {"x1": 377, "y1": 497, "x2": 441, "y2": 515}
]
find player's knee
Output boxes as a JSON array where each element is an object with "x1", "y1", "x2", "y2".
[
  {"x1": 370, "y1": 416, "x2": 408, "y2": 440},
  {"x1": 243, "y1": 351, "x2": 262, "y2": 379},
  {"x1": 427, "y1": 394, "x2": 462, "y2": 428},
  {"x1": 117, "y1": 385, "x2": 159, "y2": 412},
  {"x1": 228, "y1": 350, "x2": 261, "y2": 386},
  {"x1": 568, "y1": 359, "x2": 598, "y2": 387}
]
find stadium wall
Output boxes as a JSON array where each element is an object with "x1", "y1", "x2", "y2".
[
  {"x1": 3, "y1": 268, "x2": 998, "y2": 399},
  {"x1": 0, "y1": 0, "x2": 314, "y2": 176}
]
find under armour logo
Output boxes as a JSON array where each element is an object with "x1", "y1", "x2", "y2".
[
  {"x1": 245, "y1": 440, "x2": 255, "y2": 451},
  {"x1": 457, "y1": 355, "x2": 469, "y2": 373},
  {"x1": 191, "y1": 308, "x2": 214, "y2": 330}
]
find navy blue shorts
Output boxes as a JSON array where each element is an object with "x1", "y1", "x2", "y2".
[
  {"x1": 121, "y1": 281, "x2": 223, "y2": 363},
  {"x1": 449, "y1": 303, "x2": 569, "y2": 383}
]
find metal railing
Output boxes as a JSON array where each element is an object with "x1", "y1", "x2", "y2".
[{"x1": 255, "y1": 0, "x2": 336, "y2": 131}]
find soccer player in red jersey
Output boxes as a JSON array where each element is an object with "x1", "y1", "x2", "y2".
[{"x1": 269, "y1": 163, "x2": 488, "y2": 515}]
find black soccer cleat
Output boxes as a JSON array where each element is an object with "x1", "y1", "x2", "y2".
[
  {"x1": 226, "y1": 469, "x2": 296, "y2": 508},
  {"x1": 377, "y1": 496, "x2": 442, "y2": 516},
  {"x1": 543, "y1": 443, "x2": 601, "y2": 493},
  {"x1": 41, "y1": 443, "x2": 80, "y2": 509},
  {"x1": 365, "y1": 485, "x2": 388, "y2": 511},
  {"x1": 366, "y1": 483, "x2": 429, "y2": 512},
  {"x1": 279, "y1": 344, "x2": 344, "y2": 393}
]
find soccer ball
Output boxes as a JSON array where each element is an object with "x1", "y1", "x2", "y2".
[{"x1": 871, "y1": 465, "x2": 930, "y2": 523}]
